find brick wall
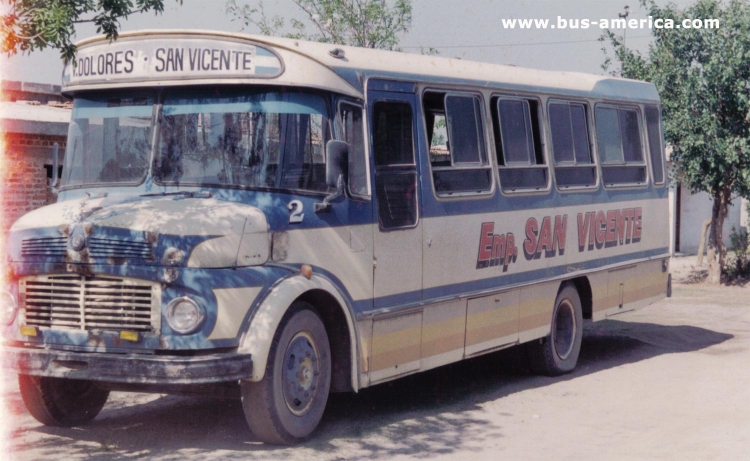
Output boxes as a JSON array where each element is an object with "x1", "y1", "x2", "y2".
[{"x1": 1, "y1": 132, "x2": 66, "y2": 237}]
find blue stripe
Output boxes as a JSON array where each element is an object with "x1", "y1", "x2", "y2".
[
  {"x1": 256, "y1": 66, "x2": 280, "y2": 75},
  {"x1": 352, "y1": 247, "x2": 669, "y2": 315},
  {"x1": 256, "y1": 47, "x2": 275, "y2": 57}
]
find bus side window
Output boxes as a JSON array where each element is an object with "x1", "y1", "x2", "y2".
[
  {"x1": 493, "y1": 97, "x2": 549, "y2": 192},
  {"x1": 595, "y1": 106, "x2": 647, "y2": 186},
  {"x1": 339, "y1": 102, "x2": 369, "y2": 197},
  {"x1": 548, "y1": 101, "x2": 597, "y2": 189},
  {"x1": 644, "y1": 105, "x2": 666, "y2": 185},
  {"x1": 423, "y1": 91, "x2": 492, "y2": 196},
  {"x1": 373, "y1": 101, "x2": 418, "y2": 229}
]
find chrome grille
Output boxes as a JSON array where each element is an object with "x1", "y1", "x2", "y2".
[
  {"x1": 20, "y1": 275, "x2": 160, "y2": 332},
  {"x1": 88, "y1": 238, "x2": 152, "y2": 259},
  {"x1": 21, "y1": 237, "x2": 152, "y2": 259},
  {"x1": 21, "y1": 237, "x2": 67, "y2": 257}
]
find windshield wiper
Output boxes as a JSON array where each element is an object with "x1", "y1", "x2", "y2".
[{"x1": 140, "y1": 191, "x2": 213, "y2": 199}]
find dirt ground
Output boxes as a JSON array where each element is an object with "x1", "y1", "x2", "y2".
[{"x1": 2, "y1": 255, "x2": 749, "y2": 460}]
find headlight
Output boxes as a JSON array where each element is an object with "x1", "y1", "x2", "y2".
[
  {"x1": 165, "y1": 297, "x2": 205, "y2": 334},
  {"x1": 0, "y1": 291, "x2": 17, "y2": 325}
]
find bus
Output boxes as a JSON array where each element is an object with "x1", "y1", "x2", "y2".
[{"x1": 1, "y1": 30, "x2": 671, "y2": 445}]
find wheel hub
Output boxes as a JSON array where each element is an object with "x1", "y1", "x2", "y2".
[
  {"x1": 553, "y1": 299, "x2": 577, "y2": 360},
  {"x1": 282, "y1": 332, "x2": 319, "y2": 416}
]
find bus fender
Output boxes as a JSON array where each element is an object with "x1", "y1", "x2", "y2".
[{"x1": 237, "y1": 273, "x2": 359, "y2": 391}]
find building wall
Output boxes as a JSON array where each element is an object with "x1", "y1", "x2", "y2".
[
  {"x1": 1, "y1": 132, "x2": 65, "y2": 236},
  {"x1": 676, "y1": 184, "x2": 745, "y2": 254}
]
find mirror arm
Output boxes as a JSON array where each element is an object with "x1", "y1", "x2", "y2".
[
  {"x1": 314, "y1": 175, "x2": 345, "y2": 213},
  {"x1": 49, "y1": 143, "x2": 60, "y2": 197}
]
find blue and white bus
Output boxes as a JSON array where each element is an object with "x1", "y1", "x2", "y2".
[{"x1": 1, "y1": 30, "x2": 670, "y2": 444}]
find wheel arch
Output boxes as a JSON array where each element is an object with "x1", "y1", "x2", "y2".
[
  {"x1": 237, "y1": 274, "x2": 359, "y2": 392},
  {"x1": 568, "y1": 276, "x2": 593, "y2": 320}
]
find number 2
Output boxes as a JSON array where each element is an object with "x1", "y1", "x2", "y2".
[{"x1": 288, "y1": 200, "x2": 304, "y2": 224}]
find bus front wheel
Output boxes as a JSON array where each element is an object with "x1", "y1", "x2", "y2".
[
  {"x1": 18, "y1": 375, "x2": 110, "y2": 426},
  {"x1": 241, "y1": 302, "x2": 331, "y2": 445},
  {"x1": 527, "y1": 284, "x2": 583, "y2": 376}
]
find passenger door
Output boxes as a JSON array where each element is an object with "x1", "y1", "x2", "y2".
[
  {"x1": 366, "y1": 80, "x2": 423, "y2": 383},
  {"x1": 368, "y1": 81, "x2": 423, "y2": 310}
]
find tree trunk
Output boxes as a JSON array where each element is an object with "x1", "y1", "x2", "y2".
[
  {"x1": 706, "y1": 187, "x2": 732, "y2": 284},
  {"x1": 696, "y1": 218, "x2": 711, "y2": 266}
]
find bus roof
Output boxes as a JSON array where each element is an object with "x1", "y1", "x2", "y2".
[{"x1": 66, "y1": 30, "x2": 660, "y2": 104}]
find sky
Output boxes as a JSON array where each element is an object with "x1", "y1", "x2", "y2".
[{"x1": 0, "y1": 0, "x2": 699, "y2": 86}]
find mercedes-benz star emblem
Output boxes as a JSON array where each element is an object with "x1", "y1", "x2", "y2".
[{"x1": 70, "y1": 228, "x2": 87, "y2": 251}]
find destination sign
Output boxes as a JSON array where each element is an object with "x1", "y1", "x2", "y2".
[{"x1": 63, "y1": 37, "x2": 283, "y2": 86}]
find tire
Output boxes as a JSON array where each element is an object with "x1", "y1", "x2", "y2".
[
  {"x1": 18, "y1": 375, "x2": 110, "y2": 427},
  {"x1": 527, "y1": 283, "x2": 583, "y2": 376},
  {"x1": 241, "y1": 302, "x2": 331, "y2": 445}
]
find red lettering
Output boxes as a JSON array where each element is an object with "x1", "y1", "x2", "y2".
[
  {"x1": 478, "y1": 223, "x2": 494, "y2": 262},
  {"x1": 624, "y1": 208, "x2": 635, "y2": 241},
  {"x1": 554, "y1": 215, "x2": 567, "y2": 252},
  {"x1": 605, "y1": 210, "x2": 617, "y2": 243},
  {"x1": 616, "y1": 209, "x2": 626, "y2": 244},
  {"x1": 537, "y1": 216, "x2": 553, "y2": 256},
  {"x1": 492, "y1": 234, "x2": 506, "y2": 265},
  {"x1": 524, "y1": 218, "x2": 539, "y2": 259},
  {"x1": 506, "y1": 233, "x2": 516, "y2": 263},
  {"x1": 595, "y1": 211, "x2": 606, "y2": 246},
  {"x1": 633, "y1": 208, "x2": 643, "y2": 240},
  {"x1": 577, "y1": 213, "x2": 590, "y2": 249}
]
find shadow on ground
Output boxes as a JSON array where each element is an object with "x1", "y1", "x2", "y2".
[{"x1": 13, "y1": 320, "x2": 733, "y2": 460}]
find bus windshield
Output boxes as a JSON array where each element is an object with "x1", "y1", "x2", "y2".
[
  {"x1": 62, "y1": 94, "x2": 154, "y2": 188},
  {"x1": 154, "y1": 89, "x2": 330, "y2": 193}
]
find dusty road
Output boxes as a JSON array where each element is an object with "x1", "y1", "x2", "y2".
[{"x1": 2, "y1": 266, "x2": 749, "y2": 460}]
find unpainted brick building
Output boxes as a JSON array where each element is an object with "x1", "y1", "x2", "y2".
[{"x1": 1, "y1": 80, "x2": 71, "y2": 241}]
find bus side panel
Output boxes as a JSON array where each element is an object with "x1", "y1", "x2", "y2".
[
  {"x1": 597, "y1": 259, "x2": 668, "y2": 320},
  {"x1": 464, "y1": 290, "x2": 519, "y2": 358},
  {"x1": 420, "y1": 299, "x2": 466, "y2": 370},
  {"x1": 278, "y1": 224, "x2": 374, "y2": 307},
  {"x1": 357, "y1": 318, "x2": 373, "y2": 388},
  {"x1": 517, "y1": 281, "x2": 560, "y2": 343},
  {"x1": 369, "y1": 312, "x2": 422, "y2": 384},
  {"x1": 588, "y1": 270, "x2": 611, "y2": 320}
]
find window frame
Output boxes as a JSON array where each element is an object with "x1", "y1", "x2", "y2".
[
  {"x1": 60, "y1": 90, "x2": 158, "y2": 191},
  {"x1": 546, "y1": 98, "x2": 600, "y2": 192},
  {"x1": 371, "y1": 98, "x2": 420, "y2": 231},
  {"x1": 643, "y1": 104, "x2": 667, "y2": 187},
  {"x1": 151, "y1": 87, "x2": 335, "y2": 196},
  {"x1": 493, "y1": 94, "x2": 551, "y2": 195},
  {"x1": 421, "y1": 88, "x2": 495, "y2": 199},
  {"x1": 593, "y1": 102, "x2": 650, "y2": 189},
  {"x1": 337, "y1": 99, "x2": 372, "y2": 200}
]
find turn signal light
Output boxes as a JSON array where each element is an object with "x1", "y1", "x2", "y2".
[
  {"x1": 20, "y1": 326, "x2": 38, "y2": 337},
  {"x1": 120, "y1": 331, "x2": 140, "y2": 342}
]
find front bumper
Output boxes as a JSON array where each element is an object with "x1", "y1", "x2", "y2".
[{"x1": 2, "y1": 346, "x2": 253, "y2": 385}]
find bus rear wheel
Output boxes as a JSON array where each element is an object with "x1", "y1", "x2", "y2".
[
  {"x1": 18, "y1": 375, "x2": 110, "y2": 426},
  {"x1": 241, "y1": 302, "x2": 331, "y2": 445},
  {"x1": 527, "y1": 284, "x2": 583, "y2": 376}
]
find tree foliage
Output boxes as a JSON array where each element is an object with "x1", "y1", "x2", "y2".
[
  {"x1": 226, "y1": 0, "x2": 412, "y2": 49},
  {"x1": 602, "y1": 0, "x2": 750, "y2": 283},
  {"x1": 1, "y1": 0, "x2": 182, "y2": 61}
]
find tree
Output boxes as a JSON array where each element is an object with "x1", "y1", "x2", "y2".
[
  {"x1": 226, "y1": 0, "x2": 412, "y2": 50},
  {"x1": 601, "y1": 0, "x2": 750, "y2": 284},
  {"x1": 1, "y1": 0, "x2": 182, "y2": 61}
]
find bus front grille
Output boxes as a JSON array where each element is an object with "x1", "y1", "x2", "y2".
[
  {"x1": 21, "y1": 237, "x2": 67, "y2": 257},
  {"x1": 21, "y1": 237, "x2": 152, "y2": 260},
  {"x1": 20, "y1": 275, "x2": 161, "y2": 333}
]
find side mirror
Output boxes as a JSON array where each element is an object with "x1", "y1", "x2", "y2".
[
  {"x1": 326, "y1": 140, "x2": 348, "y2": 188},
  {"x1": 49, "y1": 143, "x2": 60, "y2": 195},
  {"x1": 315, "y1": 140, "x2": 349, "y2": 213}
]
